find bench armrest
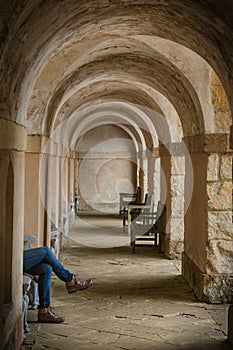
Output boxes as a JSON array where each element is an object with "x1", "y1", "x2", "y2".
[{"x1": 24, "y1": 235, "x2": 37, "y2": 249}]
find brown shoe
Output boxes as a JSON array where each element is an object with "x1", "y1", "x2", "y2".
[
  {"x1": 66, "y1": 274, "x2": 93, "y2": 294},
  {"x1": 38, "y1": 306, "x2": 65, "y2": 323}
]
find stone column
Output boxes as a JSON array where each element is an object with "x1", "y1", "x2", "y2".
[
  {"x1": 205, "y1": 134, "x2": 233, "y2": 303},
  {"x1": 68, "y1": 152, "x2": 75, "y2": 221},
  {"x1": 63, "y1": 153, "x2": 70, "y2": 238},
  {"x1": 152, "y1": 148, "x2": 160, "y2": 205},
  {"x1": 159, "y1": 143, "x2": 172, "y2": 258},
  {"x1": 182, "y1": 135, "x2": 208, "y2": 300},
  {"x1": 74, "y1": 156, "x2": 79, "y2": 192},
  {"x1": 53, "y1": 150, "x2": 61, "y2": 243},
  {"x1": 0, "y1": 118, "x2": 26, "y2": 349},
  {"x1": 58, "y1": 155, "x2": 64, "y2": 228},
  {"x1": 169, "y1": 152, "x2": 185, "y2": 259},
  {"x1": 43, "y1": 141, "x2": 52, "y2": 248},
  {"x1": 158, "y1": 141, "x2": 187, "y2": 259},
  {"x1": 24, "y1": 136, "x2": 46, "y2": 247},
  {"x1": 68, "y1": 152, "x2": 75, "y2": 202},
  {"x1": 138, "y1": 150, "x2": 148, "y2": 200},
  {"x1": 147, "y1": 149, "x2": 156, "y2": 201},
  {"x1": 182, "y1": 134, "x2": 233, "y2": 303}
]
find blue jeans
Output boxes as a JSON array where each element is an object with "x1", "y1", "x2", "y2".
[{"x1": 23, "y1": 246, "x2": 73, "y2": 309}]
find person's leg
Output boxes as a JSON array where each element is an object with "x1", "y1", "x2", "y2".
[
  {"x1": 24, "y1": 246, "x2": 73, "y2": 282},
  {"x1": 26, "y1": 262, "x2": 64, "y2": 323},
  {"x1": 24, "y1": 246, "x2": 93, "y2": 295},
  {"x1": 26, "y1": 262, "x2": 52, "y2": 309}
]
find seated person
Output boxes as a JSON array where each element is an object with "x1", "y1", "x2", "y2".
[{"x1": 23, "y1": 246, "x2": 93, "y2": 323}]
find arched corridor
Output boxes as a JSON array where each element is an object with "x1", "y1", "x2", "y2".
[{"x1": 1, "y1": 1, "x2": 233, "y2": 349}]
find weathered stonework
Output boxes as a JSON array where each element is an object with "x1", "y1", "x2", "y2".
[
  {"x1": 0, "y1": 118, "x2": 27, "y2": 151},
  {"x1": 170, "y1": 196, "x2": 184, "y2": 217},
  {"x1": 183, "y1": 135, "x2": 205, "y2": 153},
  {"x1": 1, "y1": 1, "x2": 233, "y2": 348},
  {"x1": 166, "y1": 237, "x2": 184, "y2": 260},
  {"x1": 214, "y1": 110, "x2": 232, "y2": 133},
  {"x1": 170, "y1": 156, "x2": 185, "y2": 175},
  {"x1": 208, "y1": 211, "x2": 233, "y2": 241},
  {"x1": 211, "y1": 73, "x2": 231, "y2": 111},
  {"x1": 220, "y1": 154, "x2": 232, "y2": 180},
  {"x1": 182, "y1": 252, "x2": 233, "y2": 303},
  {"x1": 207, "y1": 182, "x2": 232, "y2": 210},
  {"x1": 182, "y1": 251, "x2": 206, "y2": 301},
  {"x1": 205, "y1": 146, "x2": 233, "y2": 303},
  {"x1": 203, "y1": 274, "x2": 233, "y2": 304},
  {"x1": 206, "y1": 240, "x2": 233, "y2": 274},
  {"x1": 207, "y1": 153, "x2": 219, "y2": 181},
  {"x1": 204, "y1": 134, "x2": 229, "y2": 152},
  {"x1": 210, "y1": 72, "x2": 232, "y2": 134}
]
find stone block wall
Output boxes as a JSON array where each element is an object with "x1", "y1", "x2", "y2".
[{"x1": 182, "y1": 132, "x2": 233, "y2": 303}]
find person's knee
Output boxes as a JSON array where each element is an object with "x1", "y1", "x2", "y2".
[{"x1": 40, "y1": 246, "x2": 50, "y2": 255}]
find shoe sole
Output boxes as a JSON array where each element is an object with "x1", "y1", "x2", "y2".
[
  {"x1": 67, "y1": 282, "x2": 93, "y2": 294},
  {"x1": 38, "y1": 319, "x2": 65, "y2": 323}
]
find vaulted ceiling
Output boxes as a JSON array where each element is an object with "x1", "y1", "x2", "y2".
[{"x1": 1, "y1": 0, "x2": 232, "y2": 148}]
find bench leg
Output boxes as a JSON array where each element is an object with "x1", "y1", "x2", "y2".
[
  {"x1": 31, "y1": 281, "x2": 39, "y2": 310},
  {"x1": 131, "y1": 227, "x2": 136, "y2": 253},
  {"x1": 23, "y1": 294, "x2": 30, "y2": 334}
]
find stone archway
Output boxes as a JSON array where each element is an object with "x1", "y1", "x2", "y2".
[{"x1": 1, "y1": 1, "x2": 233, "y2": 347}]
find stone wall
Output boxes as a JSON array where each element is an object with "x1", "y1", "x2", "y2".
[{"x1": 77, "y1": 125, "x2": 138, "y2": 213}]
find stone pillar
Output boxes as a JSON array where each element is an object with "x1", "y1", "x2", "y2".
[
  {"x1": 182, "y1": 135, "x2": 208, "y2": 300},
  {"x1": 63, "y1": 156, "x2": 69, "y2": 207},
  {"x1": 0, "y1": 118, "x2": 26, "y2": 349},
  {"x1": 152, "y1": 148, "x2": 160, "y2": 205},
  {"x1": 63, "y1": 154, "x2": 69, "y2": 237},
  {"x1": 147, "y1": 151, "x2": 153, "y2": 192},
  {"x1": 205, "y1": 134, "x2": 233, "y2": 303},
  {"x1": 182, "y1": 134, "x2": 233, "y2": 303},
  {"x1": 169, "y1": 153, "x2": 185, "y2": 259},
  {"x1": 24, "y1": 136, "x2": 46, "y2": 247},
  {"x1": 159, "y1": 143, "x2": 173, "y2": 258},
  {"x1": 58, "y1": 155, "x2": 64, "y2": 228},
  {"x1": 57, "y1": 146, "x2": 69, "y2": 238},
  {"x1": 68, "y1": 153, "x2": 75, "y2": 202},
  {"x1": 148, "y1": 148, "x2": 160, "y2": 206},
  {"x1": 50, "y1": 151, "x2": 60, "y2": 227},
  {"x1": 43, "y1": 149, "x2": 52, "y2": 248},
  {"x1": 74, "y1": 156, "x2": 79, "y2": 192},
  {"x1": 138, "y1": 150, "x2": 148, "y2": 200},
  {"x1": 68, "y1": 152, "x2": 75, "y2": 221}
]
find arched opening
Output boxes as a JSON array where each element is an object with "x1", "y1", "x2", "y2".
[{"x1": 1, "y1": 1, "x2": 233, "y2": 347}]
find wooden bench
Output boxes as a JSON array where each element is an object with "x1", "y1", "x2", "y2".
[
  {"x1": 122, "y1": 193, "x2": 151, "y2": 232},
  {"x1": 119, "y1": 186, "x2": 141, "y2": 216},
  {"x1": 130, "y1": 201, "x2": 166, "y2": 253},
  {"x1": 23, "y1": 236, "x2": 39, "y2": 309},
  {"x1": 50, "y1": 218, "x2": 60, "y2": 257},
  {"x1": 126, "y1": 194, "x2": 153, "y2": 235}
]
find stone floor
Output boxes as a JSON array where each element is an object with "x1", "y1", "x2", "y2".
[{"x1": 21, "y1": 215, "x2": 231, "y2": 350}]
